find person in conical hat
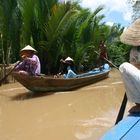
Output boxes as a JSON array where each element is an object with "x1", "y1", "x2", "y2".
[
  {"x1": 15, "y1": 45, "x2": 41, "y2": 76},
  {"x1": 119, "y1": 18, "x2": 140, "y2": 113},
  {"x1": 54, "y1": 56, "x2": 77, "y2": 78},
  {"x1": 59, "y1": 56, "x2": 74, "y2": 64}
]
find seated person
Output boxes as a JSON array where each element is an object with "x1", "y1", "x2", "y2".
[
  {"x1": 15, "y1": 45, "x2": 41, "y2": 76},
  {"x1": 63, "y1": 66, "x2": 77, "y2": 78},
  {"x1": 119, "y1": 46, "x2": 140, "y2": 113},
  {"x1": 54, "y1": 57, "x2": 77, "y2": 78}
]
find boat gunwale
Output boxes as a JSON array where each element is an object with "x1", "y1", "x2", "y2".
[{"x1": 12, "y1": 70, "x2": 110, "y2": 80}]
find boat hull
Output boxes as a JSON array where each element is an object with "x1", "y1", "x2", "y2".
[
  {"x1": 12, "y1": 70, "x2": 110, "y2": 92},
  {"x1": 101, "y1": 113, "x2": 140, "y2": 140}
]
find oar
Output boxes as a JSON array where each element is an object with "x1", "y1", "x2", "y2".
[
  {"x1": 0, "y1": 61, "x2": 21, "y2": 86},
  {"x1": 115, "y1": 93, "x2": 127, "y2": 124},
  {"x1": 94, "y1": 50, "x2": 127, "y2": 124}
]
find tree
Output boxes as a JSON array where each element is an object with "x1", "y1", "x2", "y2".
[
  {"x1": 127, "y1": 0, "x2": 140, "y2": 22},
  {"x1": 40, "y1": 2, "x2": 79, "y2": 73},
  {"x1": 0, "y1": 0, "x2": 21, "y2": 64},
  {"x1": 0, "y1": 0, "x2": 130, "y2": 75}
]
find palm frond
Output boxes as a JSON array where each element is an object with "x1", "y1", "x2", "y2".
[{"x1": 43, "y1": 3, "x2": 79, "y2": 48}]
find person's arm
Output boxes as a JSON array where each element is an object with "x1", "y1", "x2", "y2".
[
  {"x1": 60, "y1": 59, "x2": 65, "y2": 63},
  {"x1": 22, "y1": 55, "x2": 38, "y2": 65},
  {"x1": 15, "y1": 61, "x2": 25, "y2": 70}
]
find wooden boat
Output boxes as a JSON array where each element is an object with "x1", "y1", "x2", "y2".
[
  {"x1": 12, "y1": 68, "x2": 110, "y2": 93},
  {"x1": 101, "y1": 111, "x2": 140, "y2": 140}
]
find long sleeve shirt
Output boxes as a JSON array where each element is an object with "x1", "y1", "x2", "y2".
[{"x1": 16, "y1": 54, "x2": 41, "y2": 76}]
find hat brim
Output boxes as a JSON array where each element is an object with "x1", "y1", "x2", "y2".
[
  {"x1": 20, "y1": 45, "x2": 37, "y2": 52},
  {"x1": 65, "y1": 57, "x2": 74, "y2": 62}
]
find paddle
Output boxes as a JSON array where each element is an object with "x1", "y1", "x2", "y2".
[
  {"x1": 115, "y1": 93, "x2": 127, "y2": 124},
  {"x1": 94, "y1": 50, "x2": 127, "y2": 124},
  {"x1": 0, "y1": 61, "x2": 21, "y2": 86}
]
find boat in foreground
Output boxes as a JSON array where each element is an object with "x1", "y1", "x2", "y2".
[
  {"x1": 12, "y1": 68, "x2": 110, "y2": 92},
  {"x1": 101, "y1": 111, "x2": 140, "y2": 140}
]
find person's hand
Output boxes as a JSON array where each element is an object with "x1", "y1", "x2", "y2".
[
  {"x1": 60, "y1": 59, "x2": 65, "y2": 63},
  {"x1": 21, "y1": 55, "x2": 27, "y2": 60}
]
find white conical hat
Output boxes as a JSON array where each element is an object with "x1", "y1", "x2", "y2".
[
  {"x1": 65, "y1": 57, "x2": 74, "y2": 62},
  {"x1": 120, "y1": 18, "x2": 140, "y2": 46},
  {"x1": 20, "y1": 45, "x2": 37, "y2": 52}
]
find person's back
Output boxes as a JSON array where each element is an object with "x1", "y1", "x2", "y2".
[
  {"x1": 119, "y1": 46, "x2": 140, "y2": 112},
  {"x1": 31, "y1": 54, "x2": 41, "y2": 75},
  {"x1": 119, "y1": 18, "x2": 140, "y2": 113}
]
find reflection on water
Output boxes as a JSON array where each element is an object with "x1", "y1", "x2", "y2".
[{"x1": 0, "y1": 69, "x2": 133, "y2": 140}]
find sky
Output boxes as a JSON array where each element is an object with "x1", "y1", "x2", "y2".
[
  {"x1": 79, "y1": 0, "x2": 133, "y2": 27},
  {"x1": 59, "y1": 0, "x2": 135, "y2": 27}
]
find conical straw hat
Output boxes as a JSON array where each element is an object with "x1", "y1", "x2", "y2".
[
  {"x1": 120, "y1": 18, "x2": 140, "y2": 46},
  {"x1": 20, "y1": 45, "x2": 37, "y2": 52},
  {"x1": 65, "y1": 57, "x2": 74, "y2": 62}
]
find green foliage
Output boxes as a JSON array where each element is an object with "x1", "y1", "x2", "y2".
[
  {"x1": 0, "y1": 0, "x2": 21, "y2": 64},
  {"x1": 108, "y1": 43, "x2": 131, "y2": 66},
  {"x1": 127, "y1": 0, "x2": 140, "y2": 22},
  {"x1": 0, "y1": 0, "x2": 131, "y2": 75},
  {"x1": 40, "y1": 3, "x2": 80, "y2": 73}
]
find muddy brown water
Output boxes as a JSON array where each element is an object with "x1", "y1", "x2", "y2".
[{"x1": 0, "y1": 69, "x2": 134, "y2": 140}]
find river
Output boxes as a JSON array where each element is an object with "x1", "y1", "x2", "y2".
[{"x1": 0, "y1": 69, "x2": 133, "y2": 140}]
